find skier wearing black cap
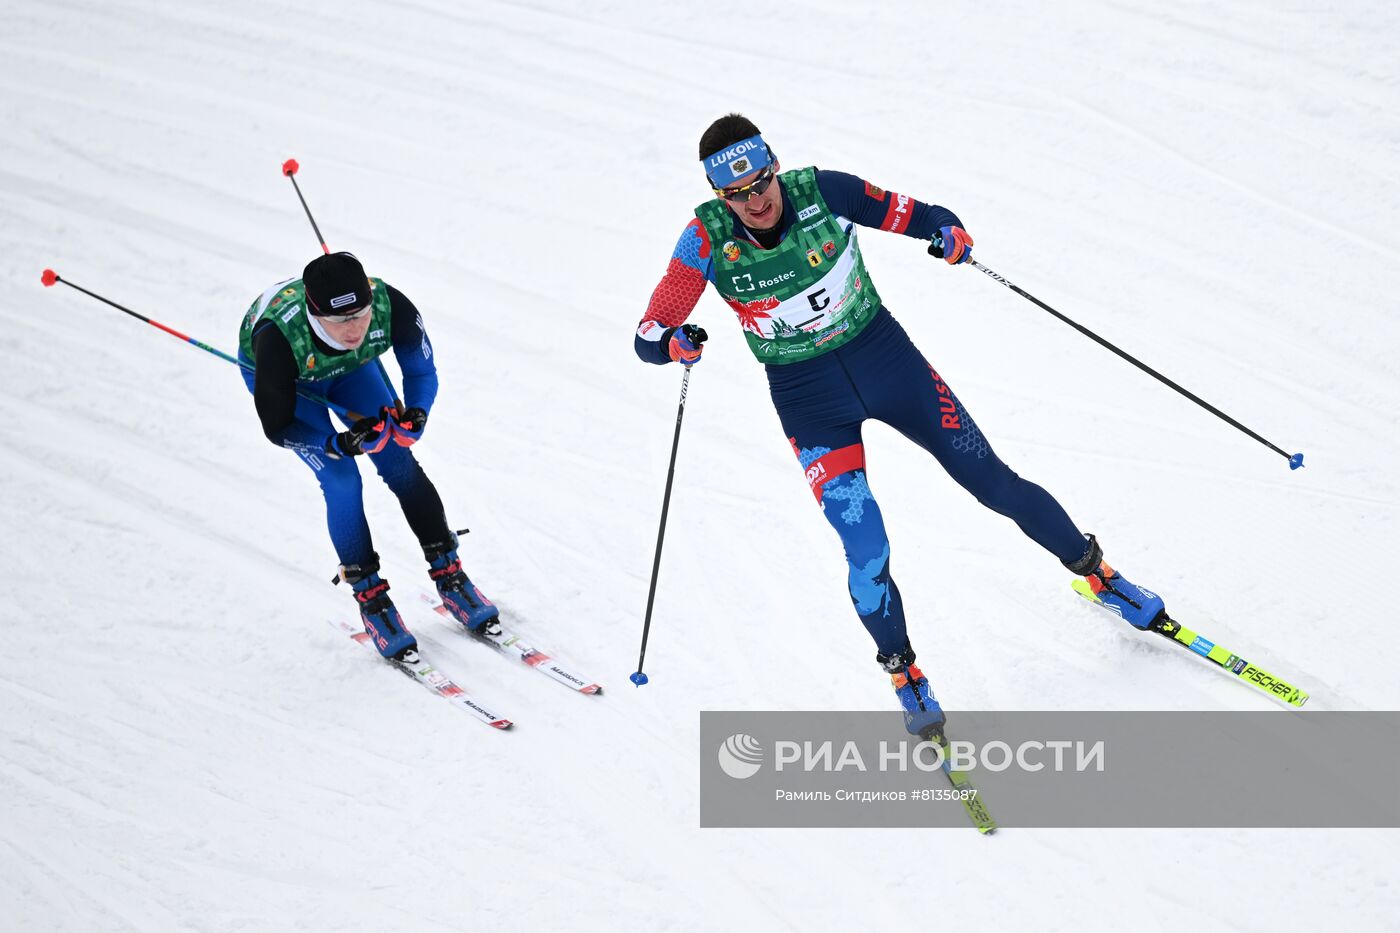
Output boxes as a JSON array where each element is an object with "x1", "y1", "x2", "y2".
[
  {"x1": 238, "y1": 251, "x2": 498, "y2": 659},
  {"x1": 636, "y1": 114, "x2": 1169, "y2": 737}
]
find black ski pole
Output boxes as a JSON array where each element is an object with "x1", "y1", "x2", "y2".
[
  {"x1": 631, "y1": 364, "x2": 695, "y2": 687},
  {"x1": 957, "y1": 253, "x2": 1304, "y2": 470},
  {"x1": 282, "y1": 159, "x2": 329, "y2": 255}
]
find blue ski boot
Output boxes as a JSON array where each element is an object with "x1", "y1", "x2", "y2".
[
  {"x1": 342, "y1": 557, "x2": 416, "y2": 660},
  {"x1": 424, "y1": 534, "x2": 499, "y2": 635},
  {"x1": 1064, "y1": 534, "x2": 1166, "y2": 630},
  {"x1": 879, "y1": 646, "x2": 946, "y2": 739}
]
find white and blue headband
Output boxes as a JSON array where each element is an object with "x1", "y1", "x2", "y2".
[{"x1": 702, "y1": 134, "x2": 773, "y2": 186}]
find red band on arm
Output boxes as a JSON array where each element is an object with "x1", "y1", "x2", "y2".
[{"x1": 879, "y1": 191, "x2": 913, "y2": 234}]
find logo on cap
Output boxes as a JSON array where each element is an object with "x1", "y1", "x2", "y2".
[
  {"x1": 729, "y1": 157, "x2": 751, "y2": 177},
  {"x1": 329, "y1": 292, "x2": 359, "y2": 309}
]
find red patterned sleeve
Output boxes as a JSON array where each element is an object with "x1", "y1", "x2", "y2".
[{"x1": 636, "y1": 219, "x2": 712, "y2": 364}]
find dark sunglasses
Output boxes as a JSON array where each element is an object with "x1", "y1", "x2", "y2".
[{"x1": 713, "y1": 162, "x2": 777, "y2": 202}]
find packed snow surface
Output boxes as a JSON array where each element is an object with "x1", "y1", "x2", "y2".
[{"x1": 2, "y1": 1, "x2": 1397, "y2": 930}]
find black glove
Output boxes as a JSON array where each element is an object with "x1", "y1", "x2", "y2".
[
  {"x1": 326, "y1": 413, "x2": 390, "y2": 458},
  {"x1": 390, "y1": 406, "x2": 427, "y2": 447}
]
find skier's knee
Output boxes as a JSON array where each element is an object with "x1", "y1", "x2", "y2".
[
  {"x1": 315, "y1": 457, "x2": 364, "y2": 496},
  {"x1": 370, "y1": 446, "x2": 423, "y2": 489},
  {"x1": 964, "y1": 462, "x2": 1019, "y2": 513},
  {"x1": 819, "y1": 467, "x2": 877, "y2": 529}
]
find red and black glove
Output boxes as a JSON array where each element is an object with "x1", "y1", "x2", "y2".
[
  {"x1": 326, "y1": 412, "x2": 391, "y2": 458},
  {"x1": 389, "y1": 406, "x2": 427, "y2": 447}
]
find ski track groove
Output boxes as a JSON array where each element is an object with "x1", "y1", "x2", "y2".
[
  {"x1": 0, "y1": 836, "x2": 148, "y2": 933},
  {"x1": 1056, "y1": 94, "x2": 1400, "y2": 265}
]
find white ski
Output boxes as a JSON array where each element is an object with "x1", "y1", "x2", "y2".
[{"x1": 329, "y1": 618, "x2": 512, "y2": 729}]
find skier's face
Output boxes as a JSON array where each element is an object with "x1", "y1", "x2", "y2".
[
  {"x1": 720, "y1": 160, "x2": 783, "y2": 231},
  {"x1": 319, "y1": 306, "x2": 373, "y2": 349}
]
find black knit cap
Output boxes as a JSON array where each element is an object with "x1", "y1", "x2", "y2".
[{"x1": 303, "y1": 251, "x2": 371, "y2": 316}]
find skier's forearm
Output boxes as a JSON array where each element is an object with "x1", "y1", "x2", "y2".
[
  {"x1": 815, "y1": 169, "x2": 962, "y2": 240},
  {"x1": 254, "y1": 381, "x2": 334, "y2": 451},
  {"x1": 251, "y1": 324, "x2": 344, "y2": 451},
  {"x1": 253, "y1": 391, "x2": 296, "y2": 446},
  {"x1": 635, "y1": 323, "x2": 677, "y2": 365},
  {"x1": 400, "y1": 371, "x2": 438, "y2": 412},
  {"x1": 257, "y1": 389, "x2": 334, "y2": 451},
  {"x1": 637, "y1": 226, "x2": 710, "y2": 365},
  {"x1": 274, "y1": 419, "x2": 339, "y2": 453},
  {"x1": 251, "y1": 325, "x2": 304, "y2": 445}
]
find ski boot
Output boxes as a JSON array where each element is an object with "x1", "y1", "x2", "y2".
[
  {"x1": 341, "y1": 556, "x2": 417, "y2": 661},
  {"x1": 879, "y1": 645, "x2": 946, "y2": 739},
  {"x1": 424, "y1": 533, "x2": 500, "y2": 635},
  {"x1": 1064, "y1": 534, "x2": 1166, "y2": 630}
]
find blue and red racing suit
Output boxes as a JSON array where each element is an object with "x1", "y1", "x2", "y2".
[{"x1": 636, "y1": 170, "x2": 1090, "y2": 659}]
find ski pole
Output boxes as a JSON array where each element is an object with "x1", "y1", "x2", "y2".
[
  {"x1": 282, "y1": 159, "x2": 329, "y2": 255},
  {"x1": 374, "y1": 360, "x2": 404, "y2": 415},
  {"x1": 41, "y1": 269, "x2": 363, "y2": 421},
  {"x1": 954, "y1": 252, "x2": 1305, "y2": 471},
  {"x1": 281, "y1": 159, "x2": 404, "y2": 413},
  {"x1": 631, "y1": 364, "x2": 695, "y2": 687}
]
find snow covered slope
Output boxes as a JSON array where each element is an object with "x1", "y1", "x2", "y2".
[{"x1": 2, "y1": 1, "x2": 1397, "y2": 929}]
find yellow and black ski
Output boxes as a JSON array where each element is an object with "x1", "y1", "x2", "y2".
[{"x1": 1071, "y1": 579, "x2": 1309, "y2": 708}]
